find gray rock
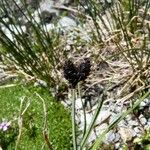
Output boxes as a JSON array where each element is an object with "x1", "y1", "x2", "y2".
[
  {"x1": 131, "y1": 129, "x2": 137, "y2": 137},
  {"x1": 106, "y1": 131, "x2": 116, "y2": 142},
  {"x1": 118, "y1": 127, "x2": 133, "y2": 142},
  {"x1": 88, "y1": 131, "x2": 97, "y2": 143},
  {"x1": 96, "y1": 123, "x2": 108, "y2": 133},
  {"x1": 39, "y1": 0, "x2": 58, "y2": 14},
  {"x1": 134, "y1": 127, "x2": 142, "y2": 134},
  {"x1": 34, "y1": 79, "x2": 47, "y2": 87},
  {"x1": 129, "y1": 120, "x2": 139, "y2": 127},
  {"x1": 140, "y1": 101, "x2": 147, "y2": 107},
  {"x1": 76, "y1": 98, "x2": 83, "y2": 110},
  {"x1": 118, "y1": 120, "x2": 128, "y2": 127},
  {"x1": 58, "y1": 16, "x2": 77, "y2": 31},
  {"x1": 114, "y1": 133, "x2": 121, "y2": 142},
  {"x1": 96, "y1": 110, "x2": 111, "y2": 125},
  {"x1": 140, "y1": 117, "x2": 147, "y2": 125},
  {"x1": 115, "y1": 142, "x2": 120, "y2": 149}
]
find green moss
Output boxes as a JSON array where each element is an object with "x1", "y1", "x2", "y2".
[{"x1": 0, "y1": 84, "x2": 72, "y2": 150}]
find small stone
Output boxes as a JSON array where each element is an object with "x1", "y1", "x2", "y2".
[
  {"x1": 134, "y1": 127, "x2": 142, "y2": 134},
  {"x1": 125, "y1": 115, "x2": 132, "y2": 121},
  {"x1": 96, "y1": 110, "x2": 111, "y2": 124},
  {"x1": 106, "y1": 131, "x2": 116, "y2": 142},
  {"x1": 147, "y1": 121, "x2": 150, "y2": 126},
  {"x1": 140, "y1": 101, "x2": 146, "y2": 107},
  {"x1": 129, "y1": 120, "x2": 139, "y2": 126},
  {"x1": 144, "y1": 125, "x2": 150, "y2": 130},
  {"x1": 88, "y1": 131, "x2": 97, "y2": 143},
  {"x1": 143, "y1": 98, "x2": 150, "y2": 104},
  {"x1": 118, "y1": 127, "x2": 133, "y2": 142},
  {"x1": 58, "y1": 17, "x2": 77, "y2": 31},
  {"x1": 118, "y1": 120, "x2": 128, "y2": 127},
  {"x1": 139, "y1": 117, "x2": 147, "y2": 125},
  {"x1": 95, "y1": 123, "x2": 108, "y2": 134},
  {"x1": 34, "y1": 79, "x2": 47, "y2": 87},
  {"x1": 76, "y1": 98, "x2": 83, "y2": 110},
  {"x1": 114, "y1": 133, "x2": 121, "y2": 142},
  {"x1": 66, "y1": 45, "x2": 71, "y2": 51},
  {"x1": 115, "y1": 142, "x2": 120, "y2": 149},
  {"x1": 131, "y1": 129, "x2": 137, "y2": 137}
]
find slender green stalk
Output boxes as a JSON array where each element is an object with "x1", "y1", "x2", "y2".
[
  {"x1": 78, "y1": 83, "x2": 87, "y2": 138},
  {"x1": 72, "y1": 89, "x2": 77, "y2": 150},
  {"x1": 80, "y1": 93, "x2": 105, "y2": 149},
  {"x1": 91, "y1": 90, "x2": 150, "y2": 150}
]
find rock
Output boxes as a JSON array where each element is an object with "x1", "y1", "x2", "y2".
[
  {"x1": 125, "y1": 114, "x2": 132, "y2": 121},
  {"x1": 147, "y1": 121, "x2": 150, "y2": 126},
  {"x1": 96, "y1": 110, "x2": 111, "y2": 125},
  {"x1": 129, "y1": 120, "x2": 139, "y2": 127},
  {"x1": 58, "y1": 16, "x2": 77, "y2": 31},
  {"x1": 143, "y1": 98, "x2": 150, "y2": 104},
  {"x1": 88, "y1": 131, "x2": 97, "y2": 143},
  {"x1": 39, "y1": 0, "x2": 59, "y2": 15},
  {"x1": 118, "y1": 127, "x2": 133, "y2": 142},
  {"x1": 131, "y1": 129, "x2": 137, "y2": 137},
  {"x1": 114, "y1": 133, "x2": 121, "y2": 142},
  {"x1": 134, "y1": 127, "x2": 143, "y2": 134},
  {"x1": 140, "y1": 101, "x2": 147, "y2": 107},
  {"x1": 115, "y1": 142, "x2": 120, "y2": 149},
  {"x1": 76, "y1": 98, "x2": 83, "y2": 110},
  {"x1": 106, "y1": 130, "x2": 116, "y2": 143},
  {"x1": 96, "y1": 123, "x2": 108, "y2": 133},
  {"x1": 139, "y1": 117, "x2": 147, "y2": 125},
  {"x1": 118, "y1": 120, "x2": 128, "y2": 127},
  {"x1": 144, "y1": 124, "x2": 150, "y2": 130},
  {"x1": 34, "y1": 79, "x2": 47, "y2": 87}
]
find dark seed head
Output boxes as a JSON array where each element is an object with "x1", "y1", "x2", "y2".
[
  {"x1": 63, "y1": 58, "x2": 91, "y2": 88},
  {"x1": 63, "y1": 60, "x2": 79, "y2": 88},
  {"x1": 78, "y1": 58, "x2": 91, "y2": 81}
]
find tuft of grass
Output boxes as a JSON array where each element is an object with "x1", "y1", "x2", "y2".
[
  {"x1": 0, "y1": 84, "x2": 72, "y2": 150},
  {"x1": 0, "y1": 0, "x2": 66, "y2": 88}
]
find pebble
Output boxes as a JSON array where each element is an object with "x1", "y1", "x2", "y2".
[
  {"x1": 131, "y1": 129, "x2": 137, "y2": 137},
  {"x1": 139, "y1": 117, "x2": 147, "y2": 125},
  {"x1": 34, "y1": 79, "x2": 47, "y2": 87},
  {"x1": 114, "y1": 133, "x2": 121, "y2": 142},
  {"x1": 140, "y1": 101, "x2": 147, "y2": 107},
  {"x1": 106, "y1": 131, "x2": 116, "y2": 143},
  {"x1": 58, "y1": 16, "x2": 77, "y2": 31},
  {"x1": 96, "y1": 110, "x2": 111, "y2": 124},
  {"x1": 134, "y1": 127, "x2": 142, "y2": 134},
  {"x1": 118, "y1": 120, "x2": 128, "y2": 127},
  {"x1": 88, "y1": 131, "x2": 97, "y2": 143},
  {"x1": 115, "y1": 142, "x2": 120, "y2": 149},
  {"x1": 129, "y1": 120, "x2": 139, "y2": 126},
  {"x1": 147, "y1": 121, "x2": 150, "y2": 126},
  {"x1": 118, "y1": 127, "x2": 133, "y2": 142},
  {"x1": 76, "y1": 98, "x2": 83, "y2": 110}
]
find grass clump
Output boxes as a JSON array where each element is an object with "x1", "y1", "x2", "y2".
[{"x1": 0, "y1": 84, "x2": 72, "y2": 150}]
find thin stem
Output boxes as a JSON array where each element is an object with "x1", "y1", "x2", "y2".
[
  {"x1": 78, "y1": 83, "x2": 87, "y2": 138},
  {"x1": 72, "y1": 89, "x2": 77, "y2": 150},
  {"x1": 80, "y1": 93, "x2": 105, "y2": 149}
]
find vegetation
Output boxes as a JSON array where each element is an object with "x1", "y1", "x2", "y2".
[
  {"x1": 0, "y1": 0, "x2": 150, "y2": 149},
  {"x1": 0, "y1": 84, "x2": 72, "y2": 149}
]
